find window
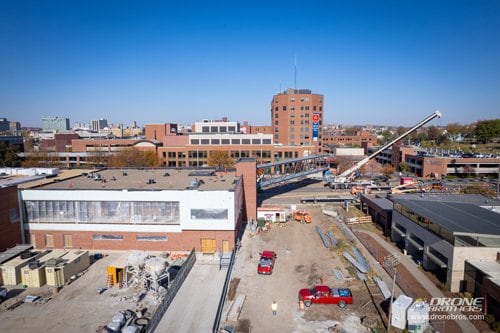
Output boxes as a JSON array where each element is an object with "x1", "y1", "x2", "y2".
[
  {"x1": 282, "y1": 106, "x2": 287, "y2": 111},
  {"x1": 137, "y1": 235, "x2": 168, "y2": 241},
  {"x1": 45, "y1": 234, "x2": 54, "y2": 247},
  {"x1": 211, "y1": 126, "x2": 218, "y2": 132},
  {"x1": 305, "y1": 106, "x2": 309, "y2": 110},
  {"x1": 305, "y1": 97, "x2": 310, "y2": 102},
  {"x1": 290, "y1": 106, "x2": 295, "y2": 111},
  {"x1": 252, "y1": 139, "x2": 261, "y2": 144},
  {"x1": 290, "y1": 120, "x2": 295, "y2": 125},
  {"x1": 221, "y1": 139, "x2": 230, "y2": 145},
  {"x1": 202, "y1": 126, "x2": 209, "y2": 133},
  {"x1": 191, "y1": 209, "x2": 228, "y2": 220},
  {"x1": 63, "y1": 234, "x2": 72, "y2": 248},
  {"x1": 313, "y1": 106, "x2": 316, "y2": 111},
  {"x1": 319, "y1": 106, "x2": 322, "y2": 111},
  {"x1": 274, "y1": 121, "x2": 278, "y2": 125},
  {"x1": 201, "y1": 139, "x2": 210, "y2": 144},
  {"x1": 275, "y1": 113, "x2": 278, "y2": 118},
  {"x1": 228, "y1": 126, "x2": 236, "y2": 132},
  {"x1": 290, "y1": 97, "x2": 295, "y2": 102},
  {"x1": 231, "y1": 139, "x2": 241, "y2": 144},
  {"x1": 92, "y1": 234, "x2": 123, "y2": 240},
  {"x1": 211, "y1": 139, "x2": 220, "y2": 145},
  {"x1": 191, "y1": 139, "x2": 199, "y2": 145},
  {"x1": 220, "y1": 126, "x2": 227, "y2": 133},
  {"x1": 300, "y1": 97, "x2": 304, "y2": 102},
  {"x1": 263, "y1": 139, "x2": 272, "y2": 144},
  {"x1": 275, "y1": 107, "x2": 278, "y2": 111},
  {"x1": 242, "y1": 139, "x2": 250, "y2": 144}
]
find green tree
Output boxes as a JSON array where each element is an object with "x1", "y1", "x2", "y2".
[
  {"x1": 0, "y1": 142, "x2": 21, "y2": 166},
  {"x1": 398, "y1": 161, "x2": 407, "y2": 172},
  {"x1": 474, "y1": 119, "x2": 500, "y2": 144},
  {"x1": 445, "y1": 123, "x2": 465, "y2": 142}
]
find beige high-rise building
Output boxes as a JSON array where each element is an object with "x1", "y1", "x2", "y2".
[{"x1": 271, "y1": 88, "x2": 324, "y2": 153}]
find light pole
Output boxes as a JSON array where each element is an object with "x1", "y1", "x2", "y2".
[{"x1": 383, "y1": 252, "x2": 401, "y2": 333}]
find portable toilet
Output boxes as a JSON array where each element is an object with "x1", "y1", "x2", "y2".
[
  {"x1": 21, "y1": 250, "x2": 68, "y2": 288},
  {"x1": 407, "y1": 299, "x2": 430, "y2": 333},
  {"x1": 391, "y1": 294, "x2": 413, "y2": 329},
  {"x1": 45, "y1": 250, "x2": 90, "y2": 288},
  {"x1": 106, "y1": 252, "x2": 132, "y2": 287},
  {"x1": 0, "y1": 250, "x2": 48, "y2": 286}
]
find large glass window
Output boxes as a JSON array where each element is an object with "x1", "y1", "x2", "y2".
[
  {"x1": 25, "y1": 200, "x2": 180, "y2": 225},
  {"x1": 190, "y1": 209, "x2": 228, "y2": 220}
]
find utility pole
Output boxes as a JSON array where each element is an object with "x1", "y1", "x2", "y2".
[{"x1": 383, "y1": 253, "x2": 401, "y2": 333}]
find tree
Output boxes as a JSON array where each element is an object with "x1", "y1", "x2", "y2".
[
  {"x1": 207, "y1": 151, "x2": 235, "y2": 169},
  {"x1": 445, "y1": 123, "x2": 465, "y2": 142},
  {"x1": 382, "y1": 164, "x2": 395, "y2": 178},
  {"x1": 21, "y1": 151, "x2": 59, "y2": 167},
  {"x1": 474, "y1": 119, "x2": 500, "y2": 144},
  {"x1": 398, "y1": 161, "x2": 407, "y2": 173},
  {"x1": 108, "y1": 148, "x2": 158, "y2": 167},
  {"x1": 0, "y1": 142, "x2": 21, "y2": 167}
]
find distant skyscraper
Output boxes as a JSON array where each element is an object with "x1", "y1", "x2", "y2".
[
  {"x1": 42, "y1": 117, "x2": 70, "y2": 132},
  {"x1": 271, "y1": 88, "x2": 324, "y2": 153},
  {"x1": 90, "y1": 119, "x2": 108, "y2": 132}
]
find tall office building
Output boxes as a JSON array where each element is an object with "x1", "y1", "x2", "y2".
[
  {"x1": 90, "y1": 119, "x2": 108, "y2": 132},
  {"x1": 42, "y1": 117, "x2": 70, "y2": 132},
  {"x1": 271, "y1": 88, "x2": 324, "y2": 153}
]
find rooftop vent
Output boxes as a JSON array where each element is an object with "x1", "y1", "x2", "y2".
[
  {"x1": 147, "y1": 179, "x2": 156, "y2": 184},
  {"x1": 186, "y1": 178, "x2": 201, "y2": 190},
  {"x1": 188, "y1": 170, "x2": 215, "y2": 177}
]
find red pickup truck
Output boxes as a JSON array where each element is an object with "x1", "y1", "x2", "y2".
[
  {"x1": 298, "y1": 285, "x2": 353, "y2": 308},
  {"x1": 257, "y1": 251, "x2": 277, "y2": 275}
]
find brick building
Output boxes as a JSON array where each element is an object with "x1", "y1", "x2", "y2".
[
  {"x1": 19, "y1": 160, "x2": 259, "y2": 253},
  {"x1": 271, "y1": 89, "x2": 324, "y2": 153}
]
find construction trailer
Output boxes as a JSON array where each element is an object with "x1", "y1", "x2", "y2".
[
  {"x1": 257, "y1": 206, "x2": 290, "y2": 223},
  {"x1": 0, "y1": 250, "x2": 49, "y2": 286},
  {"x1": 45, "y1": 250, "x2": 90, "y2": 288},
  {"x1": 0, "y1": 245, "x2": 34, "y2": 285},
  {"x1": 21, "y1": 250, "x2": 68, "y2": 288}
]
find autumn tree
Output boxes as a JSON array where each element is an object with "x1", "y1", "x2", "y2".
[
  {"x1": 382, "y1": 164, "x2": 395, "y2": 178},
  {"x1": 207, "y1": 151, "x2": 235, "y2": 169},
  {"x1": 445, "y1": 123, "x2": 465, "y2": 142},
  {"x1": 108, "y1": 149, "x2": 159, "y2": 167}
]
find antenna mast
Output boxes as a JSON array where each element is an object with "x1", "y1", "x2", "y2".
[{"x1": 294, "y1": 55, "x2": 297, "y2": 90}]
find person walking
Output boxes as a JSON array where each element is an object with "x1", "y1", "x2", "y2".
[{"x1": 272, "y1": 300, "x2": 278, "y2": 316}]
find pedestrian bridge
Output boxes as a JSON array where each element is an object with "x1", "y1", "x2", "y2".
[{"x1": 256, "y1": 155, "x2": 330, "y2": 190}]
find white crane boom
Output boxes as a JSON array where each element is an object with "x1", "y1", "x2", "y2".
[{"x1": 332, "y1": 110, "x2": 442, "y2": 184}]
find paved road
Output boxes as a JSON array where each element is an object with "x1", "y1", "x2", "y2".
[
  {"x1": 155, "y1": 258, "x2": 228, "y2": 333},
  {"x1": 355, "y1": 229, "x2": 479, "y2": 333}
]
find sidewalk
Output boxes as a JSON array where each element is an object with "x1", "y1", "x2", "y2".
[{"x1": 355, "y1": 229, "x2": 478, "y2": 333}]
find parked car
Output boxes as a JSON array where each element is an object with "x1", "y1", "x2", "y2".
[
  {"x1": 298, "y1": 285, "x2": 353, "y2": 308},
  {"x1": 257, "y1": 251, "x2": 277, "y2": 275}
]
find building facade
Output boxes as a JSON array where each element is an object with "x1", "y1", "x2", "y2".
[
  {"x1": 19, "y1": 166, "x2": 254, "y2": 254},
  {"x1": 271, "y1": 89, "x2": 324, "y2": 153},
  {"x1": 42, "y1": 117, "x2": 70, "y2": 132}
]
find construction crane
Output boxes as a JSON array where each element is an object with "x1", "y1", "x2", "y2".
[{"x1": 325, "y1": 110, "x2": 442, "y2": 188}]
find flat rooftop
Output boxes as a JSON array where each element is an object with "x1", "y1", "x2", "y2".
[
  {"x1": 392, "y1": 194, "x2": 500, "y2": 235},
  {"x1": 34, "y1": 168, "x2": 240, "y2": 191}
]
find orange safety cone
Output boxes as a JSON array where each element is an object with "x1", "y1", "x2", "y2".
[{"x1": 299, "y1": 300, "x2": 305, "y2": 311}]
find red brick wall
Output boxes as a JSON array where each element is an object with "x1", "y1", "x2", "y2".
[
  {"x1": 0, "y1": 186, "x2": 22, "y2": 251},
  {"x1": 29, "y1": 229, "x2": 235, "y2": 252},
  {"x1": 236, "y1": 159, "x2": 257, "y2": 222}
]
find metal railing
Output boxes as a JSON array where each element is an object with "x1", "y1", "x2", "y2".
[
  {"x1": 146, "y1": 248, "x2": 196, "y2": 333},
  {"x1": 212, "y1": 250, "x2": 236, "y2": 333}
]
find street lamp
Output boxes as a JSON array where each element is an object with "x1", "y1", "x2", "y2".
[{"x1": 383, "y1": 252, "x2": 401, "y2": 333}]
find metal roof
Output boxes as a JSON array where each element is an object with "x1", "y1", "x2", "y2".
[{"x1": 392, "y1": 195, "x2": 500, "y2": 235}]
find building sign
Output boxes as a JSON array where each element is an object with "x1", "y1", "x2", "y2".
[{"x1": 312, "y1": 113, "x2": 319, "y2": 141}]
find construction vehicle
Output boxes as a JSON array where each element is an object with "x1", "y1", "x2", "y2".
[
  {"x1": 324, "y1": 111, "x2": 442, "y2": 188},
  {"x1": 293, "y1": 210, "x2": 312, "y2": 223}
]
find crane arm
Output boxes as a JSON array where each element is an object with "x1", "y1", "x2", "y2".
[{"x1": 336, "y1": 110, "x2": 442, "y2": 180}]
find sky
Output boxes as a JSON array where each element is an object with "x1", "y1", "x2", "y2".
[{"x1": 1, "y1": 0, "x2": 499, "y2": 128}]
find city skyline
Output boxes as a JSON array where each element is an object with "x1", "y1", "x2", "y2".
[{"x1": 1, "y1": 1, "x2": 499, "y2": 128}]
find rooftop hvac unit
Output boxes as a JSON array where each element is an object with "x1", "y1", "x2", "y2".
[
  {"x1": 28, "y1": 260, "x2": 40, "y2": 269},
  {"x1": 46, "y1": 258, "x2": 64, "y2": 267}
]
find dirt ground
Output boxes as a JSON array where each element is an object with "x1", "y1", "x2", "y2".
[
  {"x1": 0, "y1": 252, "x2": 158, "y2": 333},
  {"x1": 226, "y1": 203, "x2": 387, "y2": 333}
]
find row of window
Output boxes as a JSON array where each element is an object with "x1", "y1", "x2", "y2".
[
  {"x1": 25, "y1": 200, "x2": 180, "y2": 224},
  {"x1": 190, "y1": 138, "x2": 272, "y2": 145},
  {"x1": 201, "y1": 126, "x2": 237, "y2": 133},
  {"x1": 41, "y1": 233, "x2": 169, "y2": 247}
]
